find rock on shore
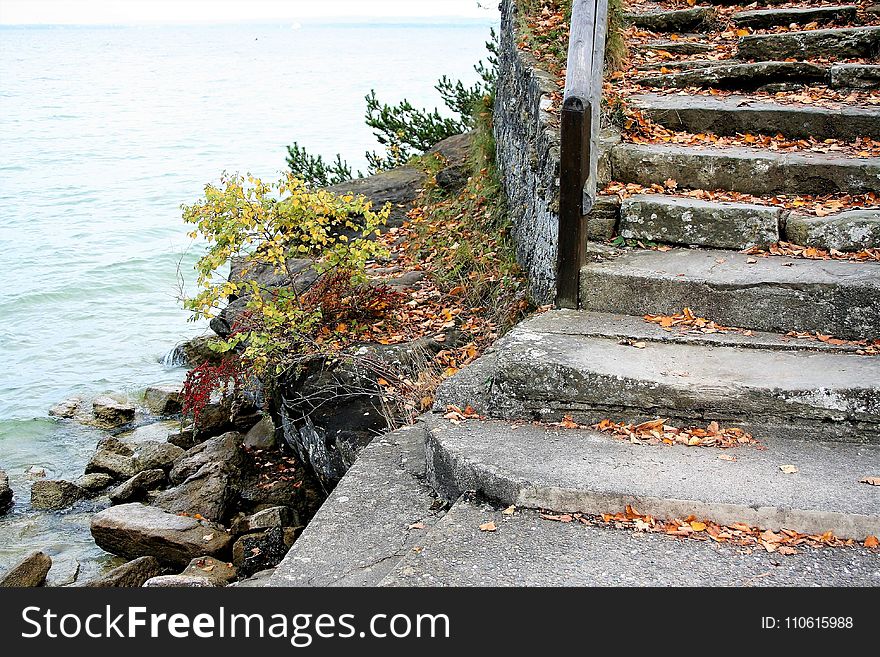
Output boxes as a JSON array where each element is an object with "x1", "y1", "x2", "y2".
[
  {"x1": 0, "y1": 469, "x2": 12, "y2": 513},
  {"x1": 90, "y1": 503, "x2": 232, "y2": 566},
  {"x1": 0, "y1": 551, "x2": 52, "y2": 587}
]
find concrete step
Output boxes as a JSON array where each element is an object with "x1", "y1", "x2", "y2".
[
  {"x1": 732, "y1": 5, "x2": 860, "y2": 30},
  {"x1": 422, "y1": 416, "x2": 880, "y2": 540},
  {"x1": 610, "y1": 142, "x2": 880, "y2": 196},
  {"x1": 630, "y1": 93, "x2": 880, "y2": 141},
  {"x1": 617, "y1": 194, "x2": 880, "y2": 251},
  {"x1": 267, "y1": 426, "x2": 445, "y2": 586},
  {"x1": 580, "y1": 248, "x2": 880, "y2": 338},
  {"x1": 737, "y1": 26, "x2": 880, "y2": 61},
  {"x1": 434, "y1": 309, "x2": 880, "y2": 443},
  {"x1": 636, "y1": 61, "x2": 829, "y2": 90},
  {"x1": 381, "y1": 495, "x2": 879, "y2": 586},
  {"x1": 626, "y1": 7, "x2": 716, "y2": 33}
]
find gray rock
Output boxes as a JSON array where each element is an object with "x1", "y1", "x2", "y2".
[
  {"x1": 119, "y1": 421, "x2": 179, "y2": 444},
  {"x1": 74, "y1": 472, "x2": 115, "y2": 495},
  {"x1": 92, "y1": 396, "x2": 135, "y2": 428},
  {"x1": 86, "y1": 436, "x2": 183, "y2": 480},
  {"x1": 192, "y1": 401, "x2": 234, "y2": 437},
  {"x1": 109, "y1": 469, "x2": 166, "y2": 504},
  {"x1": 175, "y1": 334, "x2": 223, "y2": 368},
  {"x1": 30, "y1": 479, "x2": 86, "y2": 510},
  {"x1": 48, "y1": 397, "x2": 83, "y2": 419},
  {"x1": 638, "y1": 40, "x2": 714, "y2": 55},
  {"x1": 0, "y1": 551, "x2": 52, "y2": 587},
  {"x1": 180, "y1": 556, "x2": 237, "y2": 586},
  {"x1": 153, "y1": 462, "x2": 236, "y2": 522},
  {"x1": 626, "y1": 7, "x2": 714, "y2": 33},
  {"x1": 732, "y1": 5, "x2": 858, "y2": 29},
  {"x1": 611, "y1": 143, "x2": 880, "y2": 196},
  {"x1": 619, "y1": 194, "x2": 780, "y2": 249},
  {"x1": 243, "y1": 416, "x2": 276, "y2": 450},
  {"x1": 46, "y1": 557, "x2": 80, "y2": 587},
  {"x1": 232, "y1": 527, "x2": 290, "y2": 578},
  {"x1": 738, "y1": 26, "x2": 880, "y2": 61},
  {"x1": 167, "y1": 426, "x2": 198, "y2": 450},
  {"x1": 830, "y1": 64, "x2": 880, "y2": 90},
  {"x1": 143, "y1": 575, "x2": 218, "y2": 587},
  {"x1": 785, "y1": 210, "x2": 880, "y2": 252},
  {"x1": 80, "y1": 556, "x2": 165, "y2": 587},
  {"x1": 229, "y1": 568, "x2": 275, "y2": 587},
  {"x1": 90, "y1": 503, "x2": 232, "y2": 566},
  {"x1": 586, "y1": 195, "x2": 620, "y2": 241},
  {"x1": 637, "y1": 61, "x2": 828, "y2": 90},
  {"x1": 168, "y1": 431, "x2": 243, "y2": 485},
  {"x1": 0, "y1": 469, "x2": 12, "y2": 512},
  {"x1": 144, "y1": 384, "x2": 185, "y2": 415},
  {"x1": 232, "y1": 506, "x2": 295, "y2": 535}
]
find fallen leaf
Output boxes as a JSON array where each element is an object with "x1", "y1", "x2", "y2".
[
  {"x1": 865, "y1": 535, "x2": 879, "y2": 548},
  {"x1": 502, "y1": 505, "x2": 516, "y2": 515},
  {"x1": 408, "y1": 522, "x2": 426, "y2": 530},
  {"x1": 779, "y1": 464, "x2": 799, "y2": 474},
  {"x1": 479, "y1": 521, "x2": 497, "y2": 532},
  {"x1": 859, "y1": 476, "x2": 880, "y2": 486},
  {"x1": 719, "y1": 454, "x2": 737, "y2": 462},
  {"x1": 690, "y1": 521, "x2": 707, "y2": 532}
]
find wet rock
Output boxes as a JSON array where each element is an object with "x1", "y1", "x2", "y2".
[
  {"x1": 86, "y1": 436, "x2": 183, "y2": 480},
  {"x1": 80, "y1": 556, "x2": 165, "y2": 587},
  {"x1": 90, "y1": 503, "x2": 232, "y2": 566},
  {"x1": 232, "y1": 527, "x2": 290, "y2": 578},
  {"x1": 0, "y1": 469, "x2": 12, "y2": 512},
  {"x1": 26, "y1": 466, "x2": 47, "y2": 479},
  {"x1": 92, "y1": 396, "x2": 136, "y2": 428},
  {"x1": 626, "y1": 7, "x2": 715, "y2": 33},
  {"x1": 144, "y1": 384, "x2": 185, "y2": 415},
  {"x1": 243, "y1": 416, "x2": 277, "y2": 450},
  {"x1": 176, "y1": 334, "x2": 224, "y2": 368},
  {"x1": 168, "y1": 432, "x2": 243, "y2": 486},
  {"x1": 74, "y1": 472, "x2": 115, "y2": 495},
  {"x1": 119, "y1": 421, "x2": 177, "y2": 444},
  {"x1": 153, "y1": 462, "x2": 235, "y2": 522},
  {"x1": 143, "y1": 575, "x2": 218, "y2": 587},
  {"x1": 48, "y1": 397, "x2": 83, "y2": 419},
  {"x1": 30, "y1": 479, "x2": 86, "y2": 510},
  {"x1": 180, "y1": 556, "x2": 237, "y2": 586},
  {"x1": 0, "y1": 551, "x2": 52, "y2": 587},
  {"x1": 109, "y1": 469, "x2": 166, "y2": 504}
]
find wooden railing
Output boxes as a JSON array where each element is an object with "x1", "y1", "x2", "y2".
[{"x1": 555, "y1": 0, "x2": 608, "y2": 309}]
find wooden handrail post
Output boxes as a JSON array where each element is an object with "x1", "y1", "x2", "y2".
[{"x1": 555, "y1": 0, "x2": 608, "y2": 309}]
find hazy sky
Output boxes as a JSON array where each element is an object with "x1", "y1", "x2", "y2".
[{"x1": 0, "y1": 0, "x2": 500, "y2": 25}]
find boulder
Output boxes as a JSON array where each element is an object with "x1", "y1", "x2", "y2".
[
  {"x1": 109, "y1": 469, "x2": 166, "y2": 504},
  {"x1": 144, "y1": 384, "x2": 185, "y2": 415},
  {"x1": 168, "y1": 432, "x2": 243, "y2": 486},
  {"x1": 228, "y1": 568, "x2": 275, "y2": 587},
  {"x1": 46, "y1": 557, "x2": 81, "y2": 587},
  {"x1": 48, "y1": 397, "x2": 83, "y2": 419},
  {"x1": 0, "y1": 551, "x2": 52, "y2": 587},
  {"x1": 167, "y1": 426, "x2": 198, "y2": 450},
  {"x1": 153, "y1": 462, "x2": 235, "y2": 522},
  {"x1": 30, "y1": 479, "x2": 86, "y2": 510},
  {"x1": 0, "y1": 469, "x2": 12, "y2": 512},
  {"x1": 92, "y1": 396, "x2": 135, "y2": 428},
  {"x1": 143, "y1": 575, "x2": 218, "y2": 587},
  {"x1": 119, "y1": 422, "x2": 177, "y2": 444},
  {"x1": 180, "y1": 556, "x2": 237, "y2": 586},
  {"x1": 231, "y1": 506, "x2": 296, "y2": 535},
  {"x1": 86, "y1": 436, "x2": 183, "y2": 480},
  {"x1": 243, "y1": 416, "x2": 276, "y2": 450},
  {"x1": 231, "y1": 527, "x2": 290, "y2": 578},
  {"x1": 174, "y1": 334, "x2": 224, "y2": 368},
  {"x1": 74, "y1": 472, "x2": 115, "y2": 495},
  {"x1": 80, "y1": 556, "x2": 165, "y2": 587},
  {"x1": 90, "y1": 503, "x2": 232, "y2": 566}
]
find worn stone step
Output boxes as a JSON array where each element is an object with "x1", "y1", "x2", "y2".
[
  {"x1": 637, "y1": 61, "x2": 828, "y2": 90},
  {"x1": 637, "y1": 59, "x2": 729, "y2": 72},
  {"x1": 626, "y1": 7, "x2": 716, "y2": 33},
  {"x1": 434, "y1": 309, "x2": 880, "y2": 443},
  {"x1": 267, "y1": 426, "x2": 445, "y2": 587},
  {"x1": 422, "y1": 415, "x2": 880, "y2": 540},
  {"x1": 381, "y1": 495, "x2": 879, "y2": 586},
  {"x1": 611, "y1": 142, "x2": 880, "y2": 196},
  {"x1": 787, "y1": 209, "x2": 880, "y2": 251},
  {"x1": 630, "y1": 93, "x2": 880, "y2": 140},
  {"x1": 637, "y1": 39, "x2": 716, "y2": 54},
  {"x1": 737, "y1": 26, "x2": 880, "y2": 61},
  {"x1": 732, "y1": 5, "x2": 859, "y2": 29},
  {"x1": 579, "y1": 248, "x2": 880, "y2": 339},
  {"x1": 832, "y1": 63, "x2": 880, "y2": 89}
]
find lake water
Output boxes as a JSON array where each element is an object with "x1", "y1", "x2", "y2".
[{"x1": 0, "y1": 20, "x2": 495, "y2": 577}]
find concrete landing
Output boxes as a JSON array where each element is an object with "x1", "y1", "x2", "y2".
[
  {"x1": 381, "y1": 496, "x2": 880, "y2": 587},
  {"x1": 268, "y1": 426, "x2": 444, "y2": 587},
  {"x1": 424, "y1": 415, "x2": 880, "y2": 539}
]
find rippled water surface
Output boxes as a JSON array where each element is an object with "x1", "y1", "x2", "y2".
[{"x1": 0, "y1": 20, "x2": 493, "y2": 574}]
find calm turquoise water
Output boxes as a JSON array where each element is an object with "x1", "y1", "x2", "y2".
[{"x1": 0, "y1": 20, "x2": 494, "y2": 576}]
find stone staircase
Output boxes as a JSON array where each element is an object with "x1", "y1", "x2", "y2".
[{"x1": 269, "y1": 1, "x2": 880, "y2": 587}]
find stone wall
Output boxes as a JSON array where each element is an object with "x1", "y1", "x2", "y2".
[{"x1": 494, "y1": 0, "x2": 562, "y2": 304}]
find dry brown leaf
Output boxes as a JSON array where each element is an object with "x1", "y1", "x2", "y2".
[
  {"x1": 859, "y1": 477, "x2": 880, "y2": 486},
  {"x1": 479, "y1": 521, "x2": 497, "y2": 532},
  {"x1": 779, "y1": 464, "x2": 799, "y2": 474}
]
